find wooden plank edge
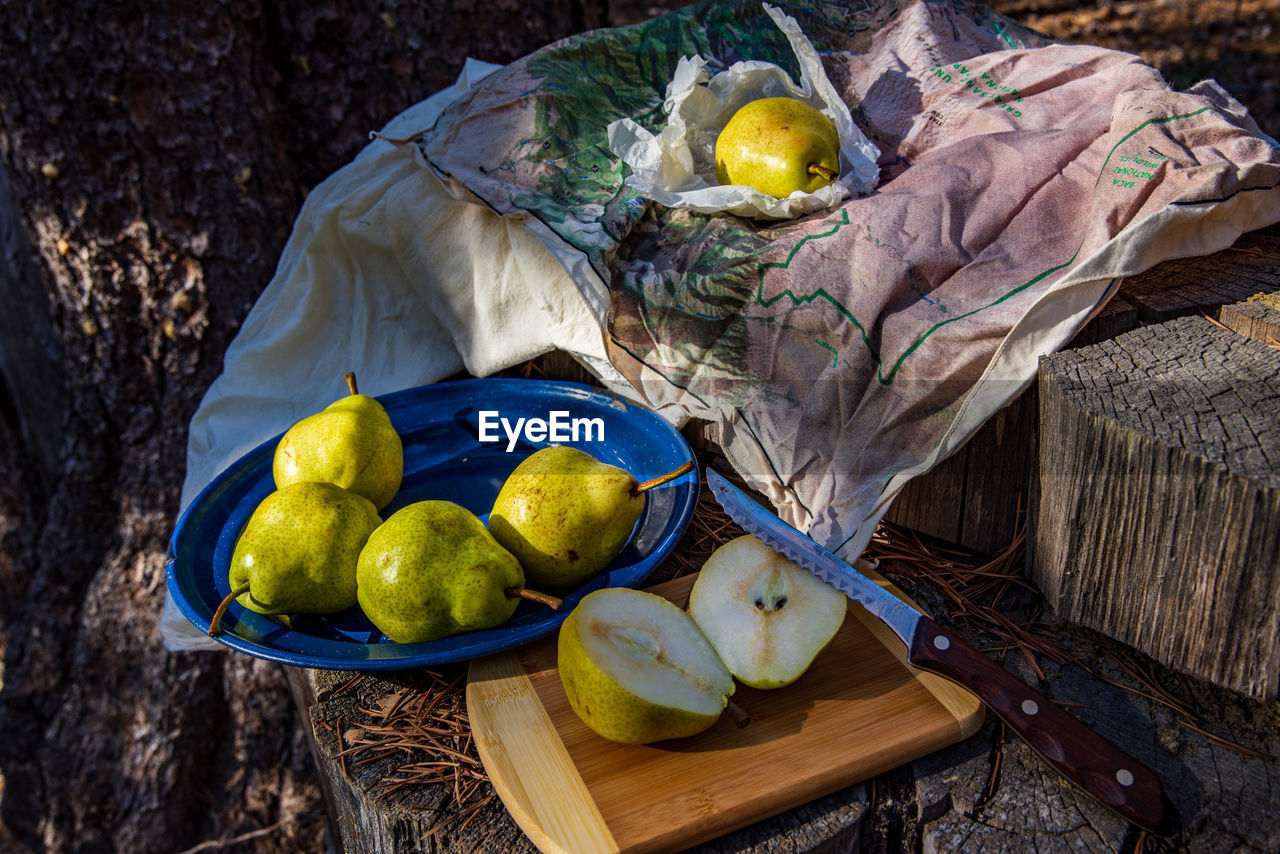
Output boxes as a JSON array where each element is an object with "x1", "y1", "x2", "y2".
[
  {"x1": 851, "y1": 560, "x2": 985, "y2": 739},
  {"x1": 467, "y1": 652, "x2": 619, "y2": 854}
]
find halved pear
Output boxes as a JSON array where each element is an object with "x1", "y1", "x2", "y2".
[
  {"x1": 558, "y1": 587, "x2": 734, "y2": 744},
  {"x1": 689, "y1": 534, "x2": 847, "y2": 689}
]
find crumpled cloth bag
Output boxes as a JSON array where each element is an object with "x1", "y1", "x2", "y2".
[{"x1": 414, "y1": 0, "x2": 1280, "y2": 560}]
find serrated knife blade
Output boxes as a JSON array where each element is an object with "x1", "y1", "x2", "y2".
[
  {"x1": 707, "y1": 471, "x2": 922, "y2": 649},
  {"x1": 706, "y1": 469, "x2": 1166, "y2": 833}
]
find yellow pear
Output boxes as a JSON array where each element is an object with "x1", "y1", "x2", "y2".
[
  {"x1": 715, "y1": 97, "x2": 840, "y2": 198},
  {"x1": 208, "y1": 481, "x2": 381, "y2": 636},
  {"x1": 488, "y1": 446, "x2": 694, "y2": 591},
  {"x1": 356, "y1": 500, "x2": 560, "y2": 644},
  {"x1": 273, "y1": 372, "x2": 403, "y2": 510}
]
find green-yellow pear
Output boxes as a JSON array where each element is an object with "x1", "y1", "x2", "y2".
[
  {"x1": 558, "y1": 587, "x2": 735, "y2": 744},
  {"x1": 488, "y1": 447, "x2": 694, "y2": 591},
  {"x1": 356, "y1": 500, "x2": 561, "y2": 644},
  {"x1": 208, "y1": 481, "x2": 382, "y2": 636},
  {"x1": 715, "y1": 97, "x2": 840, "y2": 198},
  {"x1": 273, "y1": 372, "x2": 404, "y2": 510},
  {"x1": 689, "y1": 534, "x2": 847, "y2": 689}
]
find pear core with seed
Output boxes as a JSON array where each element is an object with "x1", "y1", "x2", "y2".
[
  {"x1": 689, "y1": 534, "x2": 847, "y2": 689},
  {"x1": 558, "y1": 587, "x2": 734, "y2": 744}
]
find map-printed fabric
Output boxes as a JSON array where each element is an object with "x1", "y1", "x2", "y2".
[{"x1": 418, "y1": 0, "x2": 1280, "y2": 557}]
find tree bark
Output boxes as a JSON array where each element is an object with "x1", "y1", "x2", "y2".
[{"x1": 0, "y1": 2, "x2": 680, "y2": 851}]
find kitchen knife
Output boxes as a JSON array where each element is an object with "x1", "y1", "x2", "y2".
[{"x1": 706, "y1": 469, "x2": 1165, "y2": 832}]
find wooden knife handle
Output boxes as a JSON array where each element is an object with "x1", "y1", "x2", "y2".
[{"x1": 908, "y1": 615, "x2": 1165, "y2": 832}]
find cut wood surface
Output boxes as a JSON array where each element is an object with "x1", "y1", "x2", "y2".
[
  {"x1": 466, "y1": 571, "x2": 981, "y2": 854},
  {"x1": 1218, "y1": 291, "x2": 1280, "y2": 345},
  {"x1": 1032, "y1": 314, "x2": 1280, "y2": 699}
]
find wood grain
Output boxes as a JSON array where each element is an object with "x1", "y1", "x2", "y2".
[
  {"x1": 957, "y1": 386, "x2": 1037, "y2": 556},
  {"x1": 469, "y1": 654, "x2": 618, "y2": 854},
  {"x1": 843, "y1": 569, "x2": 985, "y2": 737},
  {"x1": 883, "y1": 287, "x2": 1141, "y2": 555},
  {"x1": 467, "y1": 572, "x2": 982, "y2": 854},
  {"x1": 885, "y1": 439, "x2": 968, "y2": 546},
  {"x1": 1033, "y1": 314, "x2": 1280, "y2": 698},
  {"x1": 1217, "y1": 292, "x2": 1280, "y2": 346},
  {"x1": 1116, "y1": 227, "x2": 1280, "y2": 324}
]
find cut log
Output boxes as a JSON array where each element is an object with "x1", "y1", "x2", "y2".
[
  {"x1": 1217, "y1": 291, "x2": 1280, "y2": 346},
  {"x1": 289, "y1": 663, "x2": 871, "y2": 853},
  {"x1": 883, "y1": 438, "x2": 970, "y2": 547},
  {"x1": 1032, "y1": 314, "x2": 1280, "y2": 699},
  {"x1": 1116, "y1": 227, "x2": 1280, "y2": 324}
]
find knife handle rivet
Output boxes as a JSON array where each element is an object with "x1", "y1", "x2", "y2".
[
  {"x1": 933, "y1": 635, "x2": 950, "y2": 650},
  {"x1": 1021, "y1": 699, "x2": 1039, "y2": 716},
  {"x1": 1116, "y1": 769, "x2": 1134, "y2": 787}
]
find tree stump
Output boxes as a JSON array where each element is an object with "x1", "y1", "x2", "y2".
[
  {"x1": 1032, "y1": 314, "x2": 1280, "y2": 699},
  {"x1": 288, "y1": 662, "x2": 871, "y2": 853},
  {"x1": 1117, "y1": 228, "x2": 1280, "y2": 324}
]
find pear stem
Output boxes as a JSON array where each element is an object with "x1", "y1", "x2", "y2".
[
  {"x1": 807, "y1": 163, "x2": 838, "y2": 182},
  {"x1": 507, "y1": 587, "x2": 563, "y2": 611},
  {"x1": 344, "y1": 371, "x2": 359, "y2": 396},
  {"x1": 633, "y1": 460, "x2": 696, "y2": 495},
  {"x1": 209, "y1": 581, "x2": 251, "y2": 638},
  {"x1": 725, "y1": 698, "x2": 751, "y2": 729}
]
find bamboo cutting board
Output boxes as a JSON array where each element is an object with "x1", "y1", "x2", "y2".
[{"x1": 467, "y1": 569, "x2": 983, "y2": 854}]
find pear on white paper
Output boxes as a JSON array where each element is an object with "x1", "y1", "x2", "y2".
[{"x1": 688, "y1": 534, "x2": 847, "y2": 689}]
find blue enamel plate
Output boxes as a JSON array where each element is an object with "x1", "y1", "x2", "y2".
[{"x1": 165, "y1": 377, "x2": 699, "y2": 670}]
